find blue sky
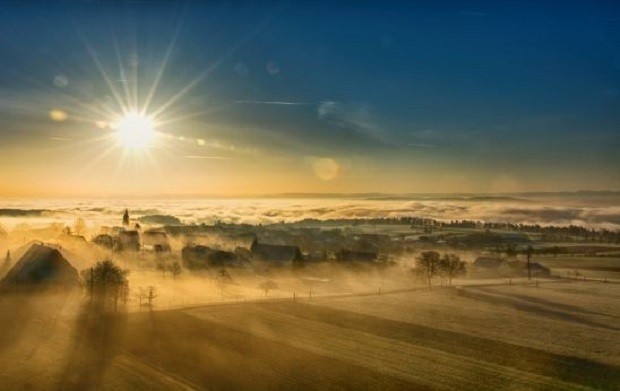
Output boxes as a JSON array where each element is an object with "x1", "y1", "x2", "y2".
[{"x1": 0, "y1": 1, "x2": 618, "y2": 196}]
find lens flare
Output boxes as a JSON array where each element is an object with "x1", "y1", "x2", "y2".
[
  {"x1": 313, "y1": 158, "x2": 339, "y2": 181},
  {"x1": 49, "y1": 109, "x2": 68, "y2": 122}
]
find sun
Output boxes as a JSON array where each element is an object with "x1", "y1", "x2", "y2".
[{"x1": 115, "y1": 112, "x2": 155, "y2": 149}]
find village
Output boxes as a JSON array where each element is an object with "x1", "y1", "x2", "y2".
[{"x1": 2, "y1": 208, "x2": 618, "y2": 295}]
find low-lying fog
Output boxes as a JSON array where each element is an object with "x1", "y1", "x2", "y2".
[
  {"x1": 1, "y1": 193, "x2": 617, "y2": 311},
  {"x1": 1, "y1": 193, "x2": 619, "y2": 231}
]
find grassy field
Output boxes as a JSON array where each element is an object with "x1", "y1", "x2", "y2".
[
  {"x1": 537, "y1": 256, "x2": 620, "y2": 280},
  {"x1": 0, "y1": 279, "x2": 618, "y2": 390}
]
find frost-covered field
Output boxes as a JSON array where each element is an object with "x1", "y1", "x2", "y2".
[
  {"x1": 318, "y1": 281, "x2": 620, "y2": 367},
  {"x1": 2, "y1": 279, "x2": 618, "y2": 390}
]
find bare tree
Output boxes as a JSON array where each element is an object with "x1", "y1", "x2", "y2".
[
  {"x1": 215, "y1": 268, "x2": 233, "y2": 296},
  {"x1": 526, "y1": 245, "x2": 533, "y2": 280},
  {"x1": 169, "y1": 261, "x2": 182, "y2": 279},
  {"x1": 73, "y1": 217, "x2": 87, "y2": 236},
  {"x1": 81, "y1": 260, "x2": 129, "y2": 311},
  {"x1": 439, "y1": 253, "x2": 466, "y2": 286},
  {"x1": 145, "y1": 286, "x2": 157, "y2": 308},
  {"x1": 259, "y1": 280, "x2": 278, "y2": 297},
  {"x1": 416, "y1": 251, "x2": 441, "y2": 289},
  {"x1": 156, "y1": 261, "x2": 167, "y2": 277}
]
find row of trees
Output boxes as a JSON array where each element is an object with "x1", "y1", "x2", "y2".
[
  {"x1": 416, "y1": 251, "x2": 466, "y2": 288},
  {"x1": 297, "y1": 217, "x2": 619, "y2": 242}
]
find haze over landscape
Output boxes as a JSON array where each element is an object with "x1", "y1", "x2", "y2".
[{"x1": 0, "y1": 1, "x2": 618, "y2": 390}]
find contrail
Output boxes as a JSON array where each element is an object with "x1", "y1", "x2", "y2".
[{"x1": 235, "y1": 100, "x2": 311, "y2": 106}]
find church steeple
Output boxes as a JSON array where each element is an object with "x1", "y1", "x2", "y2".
[{"x1": 122, "y1": 209, "x2": 130, "y2": 226}]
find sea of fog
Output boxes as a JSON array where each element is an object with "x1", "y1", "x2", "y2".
[{"x1": 0, "y1": 194, "x2": 619, "y2": 231}]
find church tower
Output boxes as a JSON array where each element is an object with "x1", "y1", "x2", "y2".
[{"x1": 122, "y1": 209, "x2": 130, "y2": 226}]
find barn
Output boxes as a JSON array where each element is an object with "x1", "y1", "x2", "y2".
[{"x1": 1, "y1": 243, "x2": 79, "y2": 287}]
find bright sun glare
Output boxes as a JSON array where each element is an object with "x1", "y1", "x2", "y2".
[{"x1": 115, "y1": 112, "x2": 155, "y2": 150}]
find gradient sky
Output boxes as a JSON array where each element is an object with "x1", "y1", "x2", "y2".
[{"x1": 0, "y1": 1, "x2": 618, "y2": 197}]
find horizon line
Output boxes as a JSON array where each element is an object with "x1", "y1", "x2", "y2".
[{"x1": 1, "y1": 189, "x2": 619, "y2": 200}]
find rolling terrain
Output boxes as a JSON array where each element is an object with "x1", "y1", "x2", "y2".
[{"x1": 1, "y1": 279, "x2": 617, "y2": 390}]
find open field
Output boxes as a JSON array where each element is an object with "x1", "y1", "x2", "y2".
[
  {"x1": 537, "y1": 256, "x2": 620, "y2": 280},
  {"x1": 317, "y1": 282, "x2": 620, "y2": 367},
  {"x1": 0, "y1": 278, "x2": 618, "y2": 390}
]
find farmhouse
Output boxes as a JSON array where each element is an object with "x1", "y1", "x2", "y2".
[
  {"x1": 1, "y1": 243, "x2": 79, "y2": 286},
  {"x1": 509, "y1": 260, "x2": 551, "y2": 278},
  {"x1": 117, "y1": 230, "x2": 140, "y2": 251},
  {"x1": 100, "y1": 226, "x2": 125, "y2": 236},
  {"x1": 251, "y1": 241, "x2": 303, "y2": 264},
  {"x1": 142, "y1": 230, "x2": 171, "y2": 253},
  {"x1": 92, "y1": 234, "x2": 116, "y2": 249},
  {"x1": 472, "y1": 256, "x2": 512, "y2": 276},
  {"x1": 220, "y1": 233, "x2": 257, "y2": 252},
  {"x1": 181, "y1": 244, "x2": 240, "y2": 269}
]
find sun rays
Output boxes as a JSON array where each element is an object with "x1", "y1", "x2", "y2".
[
  {"x1": 115, "y1": 112, "x2": 155, "y2": 150},
  {"x1": 0, "y1": 4, "x2": 313, "y2": 198}
]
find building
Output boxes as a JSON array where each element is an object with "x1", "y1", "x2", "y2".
[
  {"x1": 92, "y1": 234, "x2": 116, "y2": 249},
  {"x1": 472, "y1": 256, "x2": 512, "y2": 277},
  {"x1": 473, "y1": 257, "x2": 508, "y2": 268},
  {"x1": 141, "y1": 230, "x2": 171, "y2": 253},
  {"x1": 251, "y1": 241, "x2": 303, "y2": 265},
  {"x1": 1, "y1": 243, "x2": 78, "y2": 286},
  {"x1": 117, "y1": 230, "x2": 140, "y2": 251},
  {"x1": 508, "y1": 260, "x2": 551, "y2": 278},
  {"x1": 181, "y1": 244, "x2": 240, "y2": 269}
]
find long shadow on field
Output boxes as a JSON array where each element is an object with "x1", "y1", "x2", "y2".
[
  {"x1": 57, "y1": 302, "x2": 127, "y2": 390},
  {"x1": 122, "y1": 310, "x2": 428, "y2": 391},
  {"x1": 0, "y1": 293, "x2": 36, "y2": 353},
  {"x1": 264, "y1": 302, "x2": 620, "y2": 390},
  {"x1": 462, "y1": 289, "x2": 620, "y2": 332},
  {"x1": 473, "y1": 287, "x2": 616, "y2": 318}
]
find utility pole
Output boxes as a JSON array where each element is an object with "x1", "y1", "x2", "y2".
[
  {"x1": 526, "y1": 245, "x2": 533, "y2": 280},
  {"x1": 90, "y1": 267, "x2": 94, "y2": 303}
]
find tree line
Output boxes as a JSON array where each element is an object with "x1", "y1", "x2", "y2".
[{"x1": 295, "y1": 217, "x2": 619, "y2": 242}]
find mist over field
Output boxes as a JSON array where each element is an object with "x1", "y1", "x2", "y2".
[{"x1": 1, "y1": 192, "x2": 619, "y2": 231}]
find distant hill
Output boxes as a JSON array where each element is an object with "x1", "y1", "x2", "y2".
[{"x1": 0, "y1": 208, "x2": 47, "y2": 217}]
